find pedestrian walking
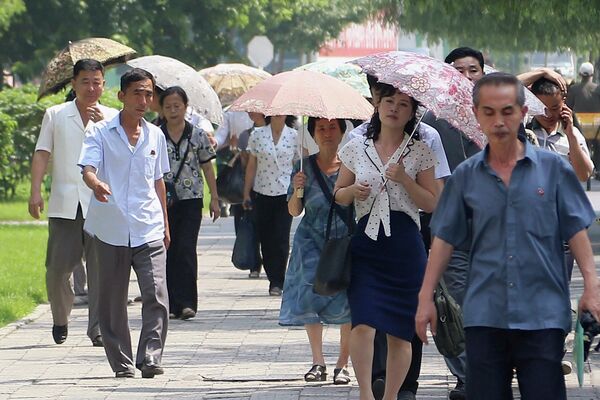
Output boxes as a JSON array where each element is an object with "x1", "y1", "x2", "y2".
[
  {"x1": 416, "y1": 72, "x2": 600, "y2": 400},
  {"x1": 335, "y1": 83, "x2": 438, "y2": 400},
  {"x1": 29, "y1": 58, "x2": 118, "y2": 347},
  {"x1": 160, "y1": 86, "x2": 220, "y2": 320},
  {"x1": 279, "y1": 117, "x2": 352, "y2": 385},
  {"x1": 78, "y1": 68, "x2": 170, "y2": 378},
  {"x1": 242, "y1": 115, "x2": 298, "y2": 296}
]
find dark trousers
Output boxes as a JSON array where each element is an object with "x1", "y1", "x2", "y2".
[
  {"x1": 231, "y1": 203, "x2": 262, "y2": 272},
  {"x1": 372, "y1": 332, "x2": 422, "y2": 394},
  {"x1": 253, "y1": 192, "x2": 292, "y2": 289},
  {"x1": 465, "y1": 327, "x2": 566, "y2": 400},
  {"x1": 166, "y1": 198, "x2": 202, "y2": 315}
]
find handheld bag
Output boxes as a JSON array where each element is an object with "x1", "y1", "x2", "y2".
[
  {"x1": 313, "y1": 191, "x2": 354, "y2": 296},
  {"x1": 231, "y1": 210, "x2": 258, "y2": 270},
  {"x1": 216, "y1": 152, "x2": 245, "y2": 204},
  {"x1": 432, "y1": 279, "x2": 465, "y2": 358}
]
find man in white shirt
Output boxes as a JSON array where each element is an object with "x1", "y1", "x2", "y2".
[
  {"x1": 78, "y1": 68, "x2": 170, "y2": 379},
  {"x1": 29, "y1": 59, "x2": 118, "y2": 347}
]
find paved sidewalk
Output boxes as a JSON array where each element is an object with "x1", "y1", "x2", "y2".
[{"x1": 0, "y1": 217, "x2": 599, "y2": 399}]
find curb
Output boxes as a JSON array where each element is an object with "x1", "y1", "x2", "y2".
[{"x1": 0, "y1": 304, "x2": 50, "y2": 340}]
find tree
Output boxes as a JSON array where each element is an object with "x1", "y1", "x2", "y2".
[{"x1": 372, "y1": 0, "x2": 600, "y2": 54}]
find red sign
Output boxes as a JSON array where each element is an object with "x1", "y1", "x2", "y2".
[{"x1": 319, "y1": 20, "x2": 399, "y2": 57}]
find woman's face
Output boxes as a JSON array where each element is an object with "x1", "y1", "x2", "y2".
[
  {"x1": 161, "y1": 93, "x2": 187, "y2": 123},
  {"x1": 313, "y1": 119, "x2": 343, "y2": 150},
  {"x1": 377, "y1": 91, "x2": 415, "y2": 130}
]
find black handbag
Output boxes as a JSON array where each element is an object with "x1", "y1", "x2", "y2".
[
  {"x1": 216, "y1": 152, "x2": 245, "y2": 204},
  {"x1": 231, "y1": 210, "x2": 259, "y2": 270},
  {"x1": 432, "y1": 279, "x2": 465, "y2": 358}
]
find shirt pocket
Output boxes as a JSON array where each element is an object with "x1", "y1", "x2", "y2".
[
  {"x1": 521, "y1": 195, "x2": 557, "y2": 240},
  {"x1": 144, "y1": 154, "x2": 157, "y2": 179}
]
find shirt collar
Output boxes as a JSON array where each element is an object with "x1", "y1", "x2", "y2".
[
  {"x1": 478, "y1": 135, "x2": 538, "y2": 168},
  {"x1": 530, "y1": 117, "x2": 566, "y2": 137}
]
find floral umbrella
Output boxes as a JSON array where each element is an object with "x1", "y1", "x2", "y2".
[
  {"x1": 482, "y1": 64, "x2": 547, "y2": 116},
  {"x1": 295, "y1": 60, "x2": 371, "y2": 98},
  {"x1": 199, "y1": 63, "x2": 271, "y2": 107},
  {"x1": 128, "y1": 55, "x2": 223, "y2": 125},
  {"x1": 38, "y1": 37, "x2": 136, "y2": 100},
  {"x1": 351, "y1": 51, "x2": 486, "y2": 149}
]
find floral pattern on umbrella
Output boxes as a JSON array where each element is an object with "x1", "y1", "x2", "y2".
[
  {"x1": 352, "y1": 51, "x2": 486, "y2": 149},
  {"x1": 199, "y1": 63, "x2": 271, "y2": 107}
]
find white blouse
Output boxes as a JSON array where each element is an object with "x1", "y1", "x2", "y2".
[
  {"x1": 338, "y1": 135, "x2": 436, "y2": 240},
  {"x1": 248, "y1": 124, "x2": 298, "y2": 196}
]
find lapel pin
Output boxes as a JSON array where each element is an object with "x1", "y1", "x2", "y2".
[
  {"x1": 150, "y1": 150, "x2": 156, "y2": 156},
  {"x1": 537, "y1": 187, "x2": 544, "y2": 196}
]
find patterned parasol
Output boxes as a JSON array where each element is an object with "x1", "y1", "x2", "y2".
[
  {"x1": 128, "y1": 55, "x2": 223, "y2": 125},
  {"x1": 38, "y1": 37, "x2": 136, "y2": 100},
  {"x1": 352, "y1": 51, "x2": 486, "y2": 149},
  {"x1": 199, "y1": 63, "x2": 271, "y2": 107},
  {"x1": 295, "y1": 60, "x2": 371, "y2": 98},
  {"x1": 229, "y1": 70, "x2": 373, "y2": 120}
]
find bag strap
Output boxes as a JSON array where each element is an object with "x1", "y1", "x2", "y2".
[
  {"x1": 162, "y1": 122, "x2": 192, "y2": 183},
  {"x1": 308, "y1": 155, "x2": 354, "y2": 231},
  {"x1": 325, "y1": 188, "x2": 355, "y2": 240}
]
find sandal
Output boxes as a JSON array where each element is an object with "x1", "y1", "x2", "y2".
[
  {"x1": 304, "y1": 364, "x2": 327, "y2": 382},
  {"x1": 333, "y1": 367, "x2": 351, "y2": 385}
]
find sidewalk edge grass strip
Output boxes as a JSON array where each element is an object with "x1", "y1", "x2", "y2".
[{"x1": 0, "y1": 224, "x2": 48, "y2": 328}]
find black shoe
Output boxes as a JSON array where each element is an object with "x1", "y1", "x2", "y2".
[
  {"x1": 449, "y1": 379, "x2": 467, "y2": 400},
  {"x1": 372, "y1": 377, "x2": 385, "y2": 400},
  {"x1": 115, "y1": 369, "x2": 135, "y2": 378},
  {"x1": 269, "y1": 287, "x2": 282, "y2": 296},
  {"x1": 52, "y1": 324, "x2": 68, "y2": 344},
  {"x1": 91, "y1": 335, "x2": 103, "y2": 347},
  {"x1": 138, "y1": 355, "x2": 164, "y2": 378}
]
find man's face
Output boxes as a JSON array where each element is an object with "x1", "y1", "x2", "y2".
[
  {"x1": 71, "y1": 70, "x2": 104, "y2": 106},
  {"x1": 534, "y1": 92, "x2": 563, "y2": 131},
  {"x1": 473, "y1": 84, "x2": 528, "y2": 146},
  {"x1": 452, "y1": 56, "x2": 484, "y2": 82},
  {"x1": 118, "y1": 79, "x2": 154, "y2": 119}
]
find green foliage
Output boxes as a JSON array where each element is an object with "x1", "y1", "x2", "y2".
[
  {"x1": 0, "y1": 224, "x2": 48, "y2": 327},
  {"x1": 0, "y1": 111, "x2": 16, "y2": 198},
  {"x1": 0, "y1": 0, "x2": 24, "y2": 32},
  {"x1": 373, "y1": 0, "x2": 600, "y2": 54}
]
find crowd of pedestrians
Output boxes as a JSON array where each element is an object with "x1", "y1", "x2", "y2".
[{"x1": 27, "y1": 46, "x2": 600, "y2": 400}]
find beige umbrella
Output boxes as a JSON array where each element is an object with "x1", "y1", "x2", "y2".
[
  {"x1": 38, "y1": 37, "x2": 136, "y2": 100},
  {"x1": 199, "y1": 63, "x2": 272, "y2": 107}
]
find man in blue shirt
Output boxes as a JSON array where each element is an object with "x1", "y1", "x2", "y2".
[{"x1": 416, "y1": 72, "x2": 600, "y2": 399}]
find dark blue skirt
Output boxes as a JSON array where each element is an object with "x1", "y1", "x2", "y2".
[{"x1": 348, "y1": 211, "x2": 426, "y2": 340}]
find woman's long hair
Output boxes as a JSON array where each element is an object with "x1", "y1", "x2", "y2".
[{"x1": 366, "y1": 82, "x2": 421, "y2": 142}]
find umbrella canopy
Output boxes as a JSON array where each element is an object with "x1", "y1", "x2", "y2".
[
  {"x1": 127, "y1": 55, "x2": 223, "y2": 125},
  {"x1": 295, "y1": 60, "x2": 371, "y2": 98},
  {"x1": 352, "y1": 51, "x2": 486, "y2": 149},
  {"x1": 38, "y1": 37, "x2": 136, "y2": 100},
  {"x1": 199, "y1": 63, "x2": 271, "y2": 107},
  {"x1": 229, "y1": 70, "x2": 373, "y2": 120},
  {"x1": 483, "y1": 65, "x2": 546, "y2": 116}
]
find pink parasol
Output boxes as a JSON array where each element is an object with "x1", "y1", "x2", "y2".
[
  {"x1": 351, "y1": 51, "x2": 486, "y2": 149},
  {"x1": 229, "y1": 70, "x2": 373, "y2": 120}
]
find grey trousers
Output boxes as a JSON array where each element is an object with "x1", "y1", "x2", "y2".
[
  {"x1": 95, "y1": 238, "x2": 168, "y2": 373},
  {"x1": 73, "y1": 262, "x2": 87, "y2": 296},
  {"x1": 442, "y1": 249, "x2": 469, "y2": 383},
  {"x1": 46, "y1": 206, "x2": 100, "y2": 340}
]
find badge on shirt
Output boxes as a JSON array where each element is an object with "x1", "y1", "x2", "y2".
[
  {"x1": 150, "y1": 150, "x2": 156, "y2": 156},
  {"x1": 537, "y1": 187, "x2": 545, "y2": 196}
]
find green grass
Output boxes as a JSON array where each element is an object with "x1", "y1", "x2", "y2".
[
  {"x1": 0, "y1": 181, "x2": 47, "y2": 222},
  {"x1": 0, "y1": 225, "x2": 48, "y2": 327}
]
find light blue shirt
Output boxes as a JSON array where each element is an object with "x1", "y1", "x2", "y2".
[
  {"x1": 431, "y1": 140, "x2": 595, "y2": 332},
  {"x1": 78, "y1": 113, "x2": 170, "y2": 247},
  {"x1": 343, "y1": 121, "x2": 451, "y2": 180}
]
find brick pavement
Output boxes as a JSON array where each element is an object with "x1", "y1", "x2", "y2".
[{"x1": 0, "y1": 217, "x2": 599, "y2": 399}]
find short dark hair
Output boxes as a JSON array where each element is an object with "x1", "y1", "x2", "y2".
[
  {"x1": 473, "y1": 72, "x2": 525, "y2": 107},
  {"x1": 531, "y1": 77, "x2": 562, "y2": 96},
  {"x1": 73, "y1": 59, "x2": 104, "y2": 78},
  {"x1": 159, "y1": 86, "x2": 188, "y2": 107},
  {"x1": 445, "y1": 47, "x2": 485, "y2": 70},
  {"x1": 265, "y1": 115, "x2": 297, "y2": 128},
  {"x1": 120, "y1": 68, "x2": 155, "y2": 92},
  {"x1": 306, "y1": 117, "x2": 345, "y2": 137}
]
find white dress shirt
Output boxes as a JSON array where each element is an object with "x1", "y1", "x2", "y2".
[
  {"x1": 343, "y1": 121, "x2": 450, "y2": 179},
  {"x1": 338, "y1": 136, "x2": 436, "y2": 240},
  {"x1": 35, "y1": 100, "x2": 118, "y2": 219},
  {"x1": 247, "y1": 124, "x2": 298, "y2": 196},
  {"x1": 214, "y1": 111, "x2": 254, "y2": 150},
  {"x1": 78, "y1": 114, "x2": 170, "y2": 247}
]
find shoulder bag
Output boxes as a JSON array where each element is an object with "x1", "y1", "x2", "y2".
[
  {"x1": 162, "y1": 123, "x2": 191, "y2": 208},
  {"x1": 432, "y1": 278, "x2": 465, "y2": 358}
]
